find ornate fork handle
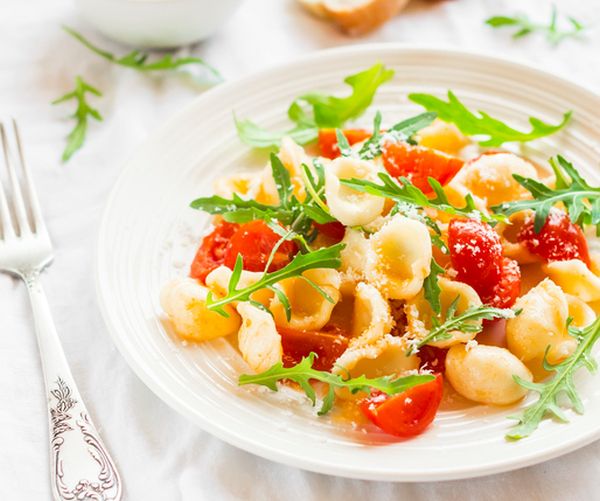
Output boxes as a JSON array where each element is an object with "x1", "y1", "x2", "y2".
[{"x1": 25, "y1": 272, "x2": 122, "y2": 501}]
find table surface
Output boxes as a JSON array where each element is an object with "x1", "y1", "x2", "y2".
[{"x1": 1, "y1": 0, "x2": 599, "y2": 499}]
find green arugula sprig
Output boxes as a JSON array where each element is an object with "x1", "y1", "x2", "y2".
[
  {"x1": 205, "y1": 243, "x2": 344, "y2": 318},
  {"x1": 486, "y1": 6, "x2": 586, "y2": 46},
  {"x1": 423, "y1": 258, "x2": 445, "y2": 315},
  {"x1": 239, "y1": 352, "x2": 435, "y2": 415},
  {"x1": 190, "y1": 154, "x2": 336, "y2": 243},
  {"x1": 353, "y1": 111, "x2": 437, "y2": 160},
  {"x1": 235, "y1": 63, "x2": 394, "y2": 148},
  {"x1": 52, "y1": 76, "x2": 103, "y2": 162},
  {"x1": 341, "y1": 172, "x2": 506, "y2": 224},
  {"x1": 64, "y1": 26, "x2": 222, "y2": 81},
  {"x1": 492, "y1": 155, "x2": 600, "y2": 233},
  {"x1": 507, "y1": 316, "x2": 600, "y2": 440},
  {"x1": 408, "y1": 302, "x2": 515, "y2": 355},
  {"x1": 409, "y1": 91, "x2": 572, "y2": 147}
]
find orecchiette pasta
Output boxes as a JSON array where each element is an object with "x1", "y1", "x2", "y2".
[
  {"x1": 366, "y1": 214, "x2": 432, "y2": 300},
  {"x1": 445, "y1": 344, "x2": 532, "y2": 405},
  {"x1": 351, "y1": 282, "x2": 393, "y2": 342},
  {"x1": 495, "y1": 211, "x2": 539, "y2": 264},
  {"x1": 237, "y1": 302, "x2": 283, "y2": 373},
  {"x1": 251, "y1": 136, "x2": 308, "y2": 205},
  {"x1": 405, "y1": 277, "x2": 483, "y2": 348},
  {"x1": 339, "y1": 228, "x2": 370, "y2": 293},
  {"x1": 566, "y1": 294, "x2": 596, "y2": 328},
  {"x1": 213, "y1": 172, "x2": 255, "y2": 199},
  {"x1": 160, "y1": 278, "x2": 241, "y2": 342},
  {"x1": 446, "y1": 153, "x2": 538, "y2": 208},
  {"x1": 270, "y1": 268, "x2": 341, "y2": 331},
  {"x1": 205, "y1": 265, "x2": 273, "y2": 307},
  {"x1": 543, "y1": 259, "x2": 600, "y2": 302},
  {"x1": 333, "y1": 334, "x2": 420, "y2": 398},
  {"x1": 416, "y1": 119, "x2": 469, "y2": 155},
  {"x1": 324, "y1": 156, "x2": 385, "y2": 226},
  {"x1": 506, "y1": 279, "x2": 576, "y2": 365}
]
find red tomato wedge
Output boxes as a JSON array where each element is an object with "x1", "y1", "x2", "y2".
[
  {"x1": 190, "y1": 221, "x2": 239, "y2": 283},
  {"x1": 448, "y1": 218, "x2": 503, "y2": 288},
  {"x1": 278, "y1": 326, "x2": 349, "y2": 372},
  {"x1": 318, "y1": 129, "x2": 372, "y2": 159},
  {"x1": 448, "y1": 218, "x2": 521, "y2": 308},
  {"x1": 382, "y1": 142, "x2": 464, "y2": 194},
  {"x1": 223, "y1": 220, "x2": 298, "y2": 272},
  {"x1": 314, "y1": 221, "x2": 346, "y2": 243},
  {"x1": 486, "y1": 257, "x2": 521, "y2": 309},
  {"x1": 359, "y1": 374, "x2": 443, "y2": 438},
  {"x1": 517, "y1": 208, "x2": 590, "y2": 267}
]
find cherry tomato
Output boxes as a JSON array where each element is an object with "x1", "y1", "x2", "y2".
[
  {"x1": 517, "y1": 208, "x2": 590, "y2": 267},
  {"x1": 314, "y1": 221, "x2": 346, "y2": 243},
  {"x1": 417, "y1": 346, "x2": 448, "y2": 374},
  {"x1": 359, "y1": 374, "x2": 443, "y2": 438},
  {"x1": 318, "y1": 129, "x2": 372, "y2": 159},
  {"x1": 190, "y1": 221, "x2": 239, "y2": 283},
  {"x1": 448, "y1": 218, "x2": 504, "y2": 288},
  {"x1": 382, "y1": 142, "x2": 464, "y2": 194},
  {"x1": 223, "y1": 220, "x2": 298, "y2": 272},
  {"x1": 278, "y1": 326, "x2": 349, "y2": 372},
  {"x1": 485, "y1": 257, "x2": 521, "y2": 309},
  {"x1": 448, "y1": 218, "x2": 521, "y2": 308}
]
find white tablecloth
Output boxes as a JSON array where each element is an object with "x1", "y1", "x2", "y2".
[{"x1": 1, "y1": 0, "x2": 599, "y2": 499}]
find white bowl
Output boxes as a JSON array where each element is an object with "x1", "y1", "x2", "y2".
[{"x1": 75, "y1": 0, "x2": 243, "y2": 48}]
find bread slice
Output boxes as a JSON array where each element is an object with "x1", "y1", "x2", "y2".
[{"x1": 299, "y1": 0, "x2": 410, "y2": 36}]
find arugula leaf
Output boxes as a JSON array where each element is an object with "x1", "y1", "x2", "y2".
[
  {"x1": 492, "y1": 155, "x2": 600, "y2": 233},
  {"x1": 236, "y1": 63, "x2": 394, "y2": 148},
  {"x1": 206, "y1": 243, "x2": 344, "y2": 317},
  {"x1": 409, "y1": 91, "x2": 572, "y2": 147},
  {"x1": 239, "y1": 352, "x2": 434, "y2": 415},
  {"x1": 234, "y1": 118, "x2": 318, "y2": 149},
  {"x1": 507, "y1": 316, "x2": 600, "y2": 440},
  {"x1": 485, "y1": 6, "x2": 586, "y2": 46},
  {"x1": 357, "y1": 111, "x2": 437, "y2": 160},
  {"x1": 341, "y1": 172, "x2": 506, "y2": 224},
  {"x1": 190, "y1": 155, "x2": 337, "y2": 241},
  {"x1": 408, "y1": 303, "x2": 515, "y2": 355},
  {"x1": 190, "y1": 193, "x2": 292, "y2": 225},
  {"x1": 423, "y1": 258, "x2": 445, "y2": 315},
  {"x1": 335, "y1": 129, "x2": 353, "y2": 157},
  {"x1": 63, "y1": 26, "x2": 222, "y2": 81},
  {"x1": 52, "y1": 75, "x2": 103, "y2": 162}
]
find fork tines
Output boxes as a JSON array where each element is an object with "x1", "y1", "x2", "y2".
[{"x1": 0, "y1": 119, "x2": 44, "y2": 240}]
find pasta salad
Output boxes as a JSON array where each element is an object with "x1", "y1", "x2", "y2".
[{"x1": 160, "y1": 64, "x2": 600, "y2": 440}]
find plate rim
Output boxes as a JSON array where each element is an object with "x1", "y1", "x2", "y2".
[{"x1": 95, "y1": 43, "x2": 600, "y2": 481}]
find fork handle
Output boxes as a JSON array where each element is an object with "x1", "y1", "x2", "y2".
[{"x1": 24, "y1": 272, "x2": 122, "y2": 501}]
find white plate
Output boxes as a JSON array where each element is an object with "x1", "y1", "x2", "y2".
[{"x1": 96, "y1": 45, "x2": 600, "y2": 481}]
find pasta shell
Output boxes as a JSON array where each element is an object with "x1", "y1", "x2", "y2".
[
  {"x1": 405, "y1": 277, "x2": 483, "y2": 348},
  {"x1": 543, "y1": 259, "x2": 600, "y2": 302},
  {"x1": 445, "y1": 344, "x2": 532, "y2": 405},
  {"x1": 325, "y1": 156, "x2": 385, "y2": 226},
  {"x1": 270, "y1": 268, "x2": 341, "y2": 331},
  {"x1": 237, "y1": 302, "x2": 283, "y2": 373},
  {"x1": 366, "y1": 214, "x2": 432, "y2": 300},
  {"x1": 160, "y1": 278, "x2": 241, "y2": 342},
  {"x1": 205, "y1": 265, "x2": 273, "y2": 307},
  {"x1": 506, "y1": 278, "x2": 576, "y2": 365},
  {"x1": 446, "y1": 153, "x2": 538, "y2": 208}
]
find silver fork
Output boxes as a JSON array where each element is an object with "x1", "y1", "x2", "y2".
[{"x1": 0, "y1": 119, "x2": 122, "y2": 501}]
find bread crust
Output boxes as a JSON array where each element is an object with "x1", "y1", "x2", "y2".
[{"x1": 299, "y1": 0, "x2": 410, "y2": 35}]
